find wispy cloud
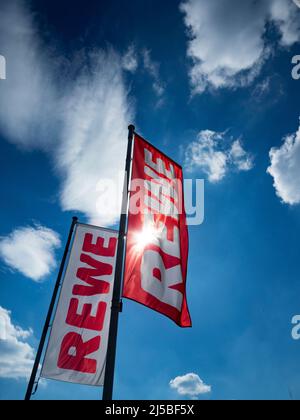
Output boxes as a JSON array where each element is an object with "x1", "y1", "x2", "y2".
[
  {"x1": 0, "y1": 306, "x2": 34, "y2": 380},
  {"x1": 267, "y1": 119, "x2": 300, "y2": 205},
  {"x1": 122, "y1": 44, "x2": 138, "y2": 73},
  {"x1": 185, "y1": 130, "x2": 254, "y2": 182},
  {"x1": 270, "y1": 0, "x2": 300, "y2": 46},
  {"x1": 0, "y1": 0, "x2": 59, "y2": 149},
  {"x1": 0, "y1": 225, "x2": 61, "y2": 282},
  {"x1": 142, "y1": 49, "x2": 165, "y2": 104},
  {"x1": 180, "y1": 0, "x2": 300, "y2": 94},
  {"x1": 0, "y1": 1, "x2": 134, "y2": 226},
  {"x1": 229, "y1": 140, "x2": 254, "y2": 172},
  {"x1": 57, "y1": 49, "x2": 133, "y2": 225},
  {"x1": 170, "y1": 373, "x2": 211, "y2": 398},
  {"x1": 124, "y1": 46, "x2": 166, "y2": 105},
  {"x1": 293, "y1": 0, "x2": 300, "y2": 9}
]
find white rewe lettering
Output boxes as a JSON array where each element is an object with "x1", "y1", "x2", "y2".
[{"x1": 140, "y1": 148, "x2": 184, "y2": 310}]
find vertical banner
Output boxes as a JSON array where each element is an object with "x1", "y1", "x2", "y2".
[
  {"x1": 42, "y1": 224, "x2": 118, "y2": 386},
  {"x1": 123, "y1": 134, "x2": 191, "y2": 327}
]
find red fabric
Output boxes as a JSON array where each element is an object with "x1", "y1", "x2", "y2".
[{"x1": 122, "y1": 134, "x2": 192, "y2": 327}]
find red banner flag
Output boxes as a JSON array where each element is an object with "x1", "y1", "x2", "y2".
[
  {"x1": 123, "y1": 134, "x2": 191, "y2": 327},
  {"x1": 42, "y1": 224, "x2": 118, "y2": 386}
]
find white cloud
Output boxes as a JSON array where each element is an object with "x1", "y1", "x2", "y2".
[
  {"x1": 0, "y1": 0, "x2": 59, "y2": 149},
  {"x1": 57, "y1": 49, "x2": 133, "y2": 225},
  {"x1": 0, "y1": 225, "x2": 61, "y2": 282},
  {"x1": 170, "y1": 373, "x2": 211, "y2": 397},
  {"x1": 0, "y1": 1, "x2": 134, "y2": 227},
  {"x1": 252, "y1": 78, "x2": 271, "y2": 99},
  {"x1": 267, "y1": 121, "x2": 300, "y2": 205},
  {"x1": 122, "y1": 45, "x2": 138, "y2": 73},
  {"x1": 185, "y1": 130, "x2": 253, "y2": 182},
  {"x1": 270, "y1": 0, "x2": 300, "y2": 46},
  {"x1": 229, "y1": 140, "x2": 254, "y2": 172},
  {"x1": 293, "y1": 0, "x2": 300, "y2": 9},
  {"x1": 142, "y1": 49, "x2": 165, "y2": 101},
  {"x1": 0, "y1": 306, "x2": 34, "y2": 379},
  {"x1": 122, "y1": 45, "x2": 166, "y2": 105},
  {"x1": 180, "y1": 0, "x2": 300, "y2": 94},
  {"x1": 124, "y1": 46, "x2": 166, "y2": 105}
]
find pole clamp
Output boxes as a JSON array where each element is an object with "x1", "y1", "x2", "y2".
[{"x1": 111, "y1": 300, "x2": 123, "y2": 313}]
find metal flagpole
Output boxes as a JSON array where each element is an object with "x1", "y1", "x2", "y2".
[
  {"x1": 102, "y1": 124, "x2": 135, "y2": 400},
  {"x1": 24, "y1": 216, "x2": 78, "y2": 401}
]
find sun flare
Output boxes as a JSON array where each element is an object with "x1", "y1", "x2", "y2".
[{"x1": 134, "y1": 225, "x2": 158, "y2": 250}]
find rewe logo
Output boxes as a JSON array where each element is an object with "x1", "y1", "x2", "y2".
[{"x1": 0, "y1": 55, "x2": 6, "y2": 80}]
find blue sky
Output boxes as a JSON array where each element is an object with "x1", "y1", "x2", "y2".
[{"x1": 0, "y1": 0, "x2": 300, "y2": 400}]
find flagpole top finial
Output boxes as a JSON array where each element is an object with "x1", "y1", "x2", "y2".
[
  {"x1": 72, "y1": 216, "x2": 78, "y2": 223},
  {"x1": 128, "y1": 124, "x2": 135, "y2": 132}
]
